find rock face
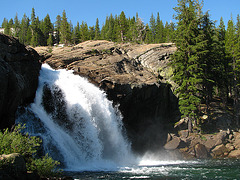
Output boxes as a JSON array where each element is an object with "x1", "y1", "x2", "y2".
[
  {"x1": 0, "y1": 34, "x2": 41, "y2": 129},
  {"x1": 0, "y1": 153, "x2": 41, "y2": 180},
  {"x1": 35, "y1": 40, "x2": 178, "y2": 153},
  {"x1": 0, "y1": 153, "x2": 27, "y2": 180}
]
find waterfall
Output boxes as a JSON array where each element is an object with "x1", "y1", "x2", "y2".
[{"x1": 16, "y1": 64, "x2": 134, "y2": 171}]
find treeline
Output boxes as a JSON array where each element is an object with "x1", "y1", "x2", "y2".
[
  {"x1": 1, "y1": 8, "x2": 175, "y2": 46},
  {"x1": 172, "y1": 0, "x2": 240, "y2": 131}
]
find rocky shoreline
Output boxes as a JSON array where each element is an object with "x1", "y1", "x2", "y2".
[{"x1": 164, "y1": 130, "x2": 240, "y2": 160}]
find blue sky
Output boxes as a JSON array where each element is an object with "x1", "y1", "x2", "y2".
[{"x1": 0, "y1": 0, "x2": 239, "y2": 27}]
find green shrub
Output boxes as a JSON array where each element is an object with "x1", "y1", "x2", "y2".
[
  {"x1": 0, "y1": 124, "x2": 61, "y2": 177},
  {"x1": 27, "y1": 154, "x2": 61, "y2": 177},
  {"x1": 0, "y1": 124, "x2": 41, "y2": 157}
]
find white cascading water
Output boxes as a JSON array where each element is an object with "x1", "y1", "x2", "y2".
[{"x1": 16, "y1": 64, "x2": 135, "y2": 171}]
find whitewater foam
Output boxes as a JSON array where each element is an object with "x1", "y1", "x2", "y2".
[{"x1": 17, "y1": 64, "x2": 134, "y2": 171}]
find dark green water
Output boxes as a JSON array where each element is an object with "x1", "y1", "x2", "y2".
[{"x1": 64, "y1": 159, "x2": 240, "y2": 180}]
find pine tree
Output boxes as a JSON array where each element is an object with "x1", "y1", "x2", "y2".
[
  {"x1": 144, "y1": 24, "x2": 152, "y2": 43},
  {"x1": 72, "y1": 21, "x2": 80, "y2": 44},
  {"x1": 101, "y1": 16, "x2": 108, "y2": 40},
  {"x1": 47, "y1": 33, "x2": 53, "y2": 46},
  {"x1": 19, "y1": 13, "x2": 30, "y2": 45},
  {"x1": 226, "y1": 16, "x2": 240, "y2": 127},
  {"x1": 149, "y1": 13, "x2": 156, "y2": 42},
  {"x1": 234, "y1": 14, "x2": 240, "y2": 126},
  {"x1": 215, "y1": 17, "x2": 229, "y2": 104},
  {"x1": 1, "y1": 18, "x2": 8, "y2": 28},
  {"x1": 4, "y1": 20, "x2": 10, "y2": 35},
  {"x1": 106, "y1": 14, "x2": 116, "y2": 41},
  {"x1": 94, "y1": 18, "x2": 100, "y2": 40},
  {"x1": 89, "y1": 26, "x2": 95, "y2": 40},
  {"x1": 155, "y1": 12, "x2": 165, "y2": 43},
  {"x1": 14, "y1": 13, "x2": 20, "y2": 38},
  {"x1": 119, "y1": 11, "x2": 128, "y2": 42},
  {"x1": 80, "y1": 21, "x2": 89, "y2": 42},
  {"x1": 113, "y1": 15, "x2": 121, "y2": 42},
  {"x1": 225, "y1": 17, "x2": 235, "y2": 97},
  {"x1": 172, "y1": 0, "x2": 205, "y2": 132},
  {"x1": 135, "y1": 16, "x2": 145, "y2": 43},
  {"x1": 198, "y1": 12, "x2": 216, "y2": 115},
  {"x1": 55, "y1": 15, "x2": 62, "y2": 44},
  {"x1": 60, "y1": 10, "x2": 71, "y2": 45},
  {"x1": 30, "y1": 8, "x2": 38, "y2": 46},
  {"x1": 43, "y1": 14, "x2": 53, "y2": 45}
]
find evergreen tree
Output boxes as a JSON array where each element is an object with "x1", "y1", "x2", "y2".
[
  {"x1": 225, "y1": 17, "x2": 235, "y2": 94},
  {"x1": 126, "y1": 16, "x2": 136, "y2": 42},
  {"x1": 172, "y1": 0, "x2": 205, "y2": 131},
  {"x1": 30, "y1": 8, "x2": 43, "y2": 46},
  {"x1": 55, "y1": 15, "x2": 62, "y2": 44},
  {"x1": 119, "y1": 11, "x2": 128, "y2": 41},
  {"x1": 155, "y1": 12, "x2": 165, "y2": 43},
  {"x1": 135, "y1": 16, "x2": 145, "y2": 43},
  {"x1": 149, "y1": 13, "x2": 156, "y2": 42},
  {"x1": 60, "y1": 10, "x2": 71, "y2": 45},
  {"x1": 101, "y1": 16, "x2": 109, "y2": 40},
  {"x1": 106, "y1": 14, "x2": 116, "y2": 41},
  {"x1": 72, "y1": 21, "x2": 80, "y2": 44},
  {"x1": 198, "y1": 12, "x2": 216, "y2": 114},
  {"x1": 19, "y1": 13, "x2": 30, "y2": 45},
  {"x1": 1, "y1": 18, "x2": 8, "y2": 28},
  {"x1": 80, "y1": 21, "x2": 89, "y2": 42},
  {"x1": 234, "y1": 14, "x2": 240, "y2": 126},
  {"x1": 8, "y1": 18, "x2": 14, "y2": 36},
  {"x1": 89, "y1": 26, "x2": 95, "y2": 40},
  {"x1": 113, "y1": 15, "x2": 121, "y2": 42},
  {"x1": 226, "y1": 17, "x2": 240, "y2": 126},
  {"x1": 14, "y1": 13, "x2": 20, "y2": 38},
  {"x1": 47, "y1": 33, "x2": 53, "y2": 46},
  {"x1": 144, "y1": 24, "x2": 152, "y2": 43},
  {"x1": 43, "y1": 14, "x2": 53, "y2": 45},
  {"x1": 94, "y1": 18, "x2": 100, "y2": 40},
  {"x1": 215, "y1": 17, "x2": 229, "y2": 104},
  {"x1": 4, "y1": 20, "x2": 10, "y2": 35}
]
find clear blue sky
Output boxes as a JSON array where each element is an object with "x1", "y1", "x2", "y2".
[{"x1": 0, "y1": 0, "x2": 239, "y2": 27}]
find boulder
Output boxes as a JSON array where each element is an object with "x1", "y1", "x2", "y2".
[
  {"x1": 0, "y1": 34, "x2": 41, "y2": 129},
  {"x1": 179, "y1": 130, "x2": 189, "y2": 138},
  {"x1": 233, "y1": 138, "x2": 240, "y2": 149},
  {"x1": 211, "y1": 144, "x2": 228, "y2": 157},
  {"x1": 0, "y1": 153, "x2": 27, "y2": 180},
  {"x1": 164, "y1": 136, "x2": 181, "y2": 150},
  {"x1": 194, "y1": 144, "x2": 208, "y2": 159},
  {"x1": 211, "y1": 131, "x2": 228, "y2": 147},
  {"x1": 233, "y1": 132, "x2": 240, "y2": 139},
  {"x1": 225, "y1": 143, "x2": 235, "y2": 152},
  {"x1": 204, "y1": 137, "x2": 216, "y2": 150},
  {"x1": 228, "y1": 149, "x2": 240, "y2": 158}
]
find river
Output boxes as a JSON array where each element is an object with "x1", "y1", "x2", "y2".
[{"x1": 64, "y1": 159, "x2": 240, "y2": 179}]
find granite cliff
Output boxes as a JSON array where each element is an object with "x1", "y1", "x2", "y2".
[
  {"x1": 35, "y1": 40, "x2": 178, "y2": 153},
  {"x1": 0, "y1": 34, "x2": 41, "y2": 129}
]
